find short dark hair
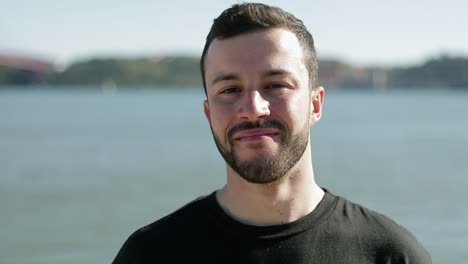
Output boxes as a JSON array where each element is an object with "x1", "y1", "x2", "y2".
[{"x1": 200, "y1": 2, "x2": 318, "y2": 95}]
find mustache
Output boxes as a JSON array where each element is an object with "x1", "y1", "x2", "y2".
[{"x1": 227, "y1": 119, "x2": 286, "y2": 141}]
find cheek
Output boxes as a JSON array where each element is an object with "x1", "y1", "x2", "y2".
[
  {"x1": 274, "y1": 95, "x2": 310, "y2": 127},
  {"x1": 208, "y1": 104, "x2": 233, "y2": 135}
]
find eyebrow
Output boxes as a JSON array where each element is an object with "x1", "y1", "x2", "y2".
[
  {"x1": 262, "y1": 69, "x2": 293, "y2": 78},
  {"x1": 210, "y1": 73, "x2": 240, "y2": 86},
  {"x1": 210, "y1": 69, "x2": 294, "y2": 86}
]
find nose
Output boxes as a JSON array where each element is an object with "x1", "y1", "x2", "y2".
[{"x1": 238, "y1": 90, "x2": 270, "y2": 121}]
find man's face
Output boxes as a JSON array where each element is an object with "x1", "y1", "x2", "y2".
[{"x1": 203, "y1": 28, "x2": 321, "y2": 184}]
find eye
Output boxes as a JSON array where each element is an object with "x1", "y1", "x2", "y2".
[
  {"x1": 265, "y1": 83, "x2": 286, "y2": 89},
  {"x1": 220, "y1": 87, "x2": 241, "y2": 94}
]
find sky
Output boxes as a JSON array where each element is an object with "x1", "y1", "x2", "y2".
[{"x1": 2, "y1": 0, "x2": 468, "y2": 66}]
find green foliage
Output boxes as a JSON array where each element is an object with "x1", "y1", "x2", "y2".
[{"x1": 50, "y1": 56, "x2": 202, "y2": 87}]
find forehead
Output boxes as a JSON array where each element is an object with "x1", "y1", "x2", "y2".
[{"x1": 204, "y1": 28, "x2": 306, "y2": 83}]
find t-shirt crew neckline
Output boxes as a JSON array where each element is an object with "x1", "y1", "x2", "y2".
[{"x1": 206, "y1": 189, "x2": 338, "y2": 240}]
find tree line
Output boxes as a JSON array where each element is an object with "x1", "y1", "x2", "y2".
[{"x1": 1, "y1": 54, "x2": 467, "y2": 89}]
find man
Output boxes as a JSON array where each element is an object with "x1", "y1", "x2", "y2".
[{"x1": 113, "y1": 3, "x2": 431, "y2": 263}]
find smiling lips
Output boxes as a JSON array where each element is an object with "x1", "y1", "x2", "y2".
[{"x1": 233, "y1": 128, "x2": 280, "y2": 142}]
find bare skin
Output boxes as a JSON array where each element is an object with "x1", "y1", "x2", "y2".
[{"x1": 203, "y1": 28, "x2": 325, "y2": 226}]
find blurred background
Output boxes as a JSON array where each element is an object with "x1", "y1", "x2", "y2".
[{"x1": 1, "y1": 0, "x2": 467, "y2": 263}]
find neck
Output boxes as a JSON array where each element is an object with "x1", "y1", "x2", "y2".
[{"x1": 216, "y1": 145, "x2": 324, "y2": 226}]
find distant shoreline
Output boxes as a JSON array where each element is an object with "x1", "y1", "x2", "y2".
[{"x1": 1, "y1": 54, "x2": 467, "y2": 90}]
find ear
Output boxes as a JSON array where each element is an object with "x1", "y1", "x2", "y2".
[
  {"x1": 203, "y1": 100, "x2": 211, "y2": 124},
  {"x1": 310, "y1": 86, "x2": 325, "y2": 124}
]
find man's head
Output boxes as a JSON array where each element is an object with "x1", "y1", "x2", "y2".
[
  {"x1": 202, "y1": 3, "x2": 324, "y2": 184},
  {"x1": 200, "y1": 3, "x2": 318, "y2": 94}
]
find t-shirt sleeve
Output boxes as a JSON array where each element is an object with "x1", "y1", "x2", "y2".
[
  {"x1": 383, "y1": 222, "x2": 432, "y2": 264},
  {"x1": 366, "y1": 209, "x2": 432, "y2": 263},
  {"x1": 335, "y1": 196, "x2": 432, "y2": 263}
]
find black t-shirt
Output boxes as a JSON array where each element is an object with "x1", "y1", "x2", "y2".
[{"x1": 113, "y1": 190, "x2": 431, "y2": 263}]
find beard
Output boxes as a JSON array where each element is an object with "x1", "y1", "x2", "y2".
[{"x1": 211, "y1": 118, "x2": 310, "y2": 184}]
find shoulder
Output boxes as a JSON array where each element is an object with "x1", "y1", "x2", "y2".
[
  {"x1": 328, "y1": 193, "x2": 432, "y2": 263},
  {"x1": 112, "y1": 194, "x2": 214, "y2": 263},
  {"x1": 138, "y1": 194, "x2": 212, "y2": 236},
  {"x1": 331, "y1": 195, "x2": 415, "y2": 239}
]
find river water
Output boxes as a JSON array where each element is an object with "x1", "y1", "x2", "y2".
[{"x1": 1, "y1": 87, "x2": 467, "y2": 263}]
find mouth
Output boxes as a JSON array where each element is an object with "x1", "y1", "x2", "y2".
[{"x1": 233, "y1": 128, "x2": 280, "y2": 142}]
